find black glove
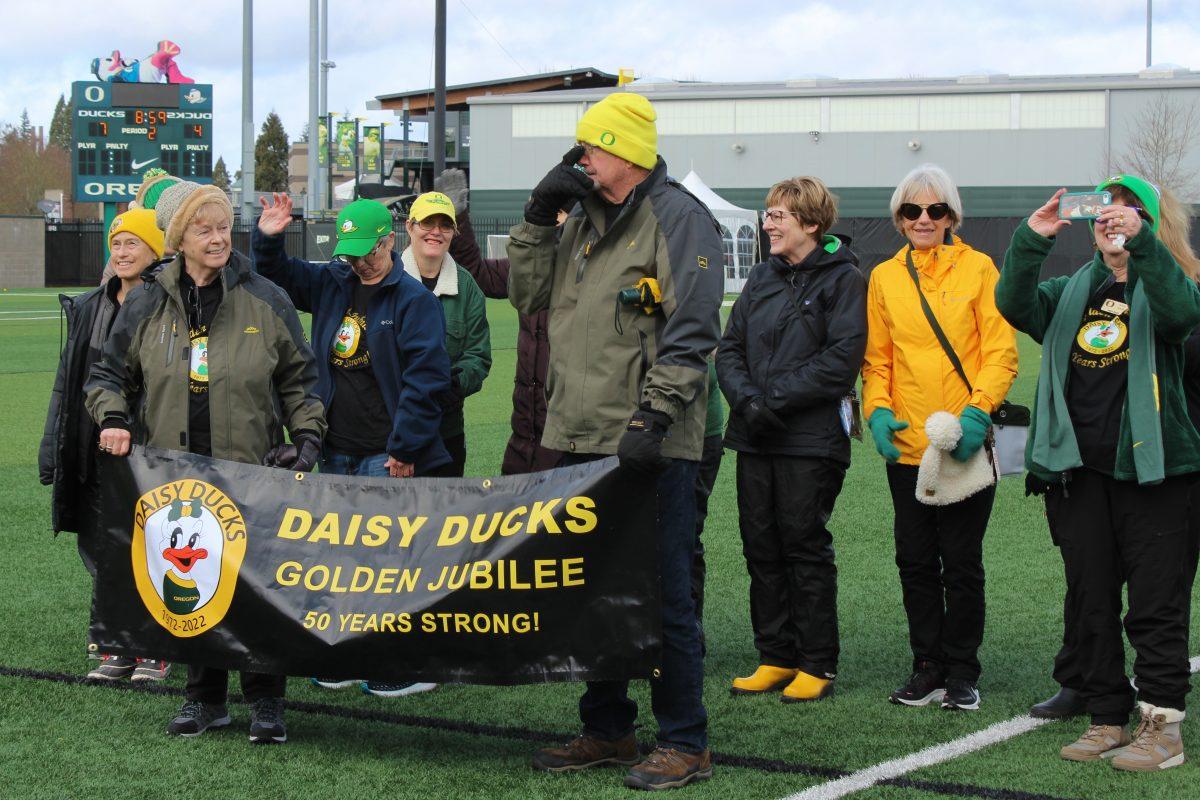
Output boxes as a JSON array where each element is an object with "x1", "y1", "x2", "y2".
[
  {"x1": 617, "y1": 403, "x2": 672, "y2": 476},
  {"x1": 437, "y1": 373, "x2": 465, "y2": 413},
  {"x1": 262, "y1": 433, "x2": 321, "y2": 472},
  {"x1": 524, "y1": 146, "x2": 593, "y2": 225},
  {"x1": 740, "y1": 396, "x2": 786, "y2": 440}
]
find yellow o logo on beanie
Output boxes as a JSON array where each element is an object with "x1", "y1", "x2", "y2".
[{"x1": 576, "y1": 93, "x2": 657, "y2": 170}]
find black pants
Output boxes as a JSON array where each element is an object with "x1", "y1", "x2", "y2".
[
  {"x1": 186, "y1": 666, "x2": 286, "y2": 704},
  {"x1": 886, "y1": 463, "x2": 993, "y2": 683},
  {"x1": 426, "y1": 433, "x2": 467, "y2": 477},
  {"x1": 1044, "y1": 469, "x2": 1196, "y2": 721},
  {"x1": 691, "y1": 435, "x2": 724, "y2": 623},
  {"x1": 736, "y1": 453, "x2": 845, "y2": 676}
]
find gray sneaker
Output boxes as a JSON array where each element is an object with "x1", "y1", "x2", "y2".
[
  {"x1": 249, "y1": 697, "x2": 287, "y2": 744},
  {"x1": 167, "y1": 700, "x2": 231, "y2": 737},
  {"x1": 87, "y1": 655, "x2": 137, "y2": 681},
  {"x1": 131, "y1": 659, "x2": 171, "y2": 683}
]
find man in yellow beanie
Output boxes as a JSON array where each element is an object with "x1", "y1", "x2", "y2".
[{"x1": 510, "y1": 91, "x2": 723, "y2": 790}]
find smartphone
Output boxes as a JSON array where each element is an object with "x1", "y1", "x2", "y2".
[{"x1": 1058, "y1": 191, "x2": 1112, "y2": 220}]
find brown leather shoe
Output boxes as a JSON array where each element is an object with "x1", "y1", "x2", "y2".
[
  {"x1": 624, "y1": 747, "x2": 713, "y2": 790},
  {"x1": 532, "y1": 732, "x2": 640, "y2": 772}
]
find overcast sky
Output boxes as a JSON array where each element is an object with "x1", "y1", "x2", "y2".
[{"x1": 2, "y1": 0, "x2": 1197, "y2": 175}]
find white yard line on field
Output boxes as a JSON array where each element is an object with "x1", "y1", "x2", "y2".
[
  {"x1": 784, "y1": 652, "x2": 1200, "y2": 800},
  {"x1": 0, "y1": 292, "x2": 85, "y2": 297},
  {"x1": 0, "y1": 315, "x2": 60, "y2": 322},
  {"x1": 721, "y1": 300, "x2": 734, "y2": 307}
]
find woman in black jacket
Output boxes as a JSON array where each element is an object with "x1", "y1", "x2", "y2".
[
  {"x1": 39, "y1": 208, "x2": 171, "y2": 683},
  {"x1": 716, "y1": 177, "x2": 867, "y2": 702}
]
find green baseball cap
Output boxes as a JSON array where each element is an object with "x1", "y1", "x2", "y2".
[
  {"x1": 1096, "y1": 174, "x2": 1161, "y2": 233},
  {"x1": 334, "y1": 199, "x2": 394, "y2": 257}
]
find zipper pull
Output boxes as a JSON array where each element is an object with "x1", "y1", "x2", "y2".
[{"x1": 1059, "y1": 472, "x2": 1070, "y2": 499}]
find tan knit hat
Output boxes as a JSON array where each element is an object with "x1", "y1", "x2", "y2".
[{"x1": 156, "y1": 182, "x2": 233, "y2": 249}]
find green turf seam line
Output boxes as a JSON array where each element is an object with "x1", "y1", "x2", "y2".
[{"x1": 0, "y1": 665, "x2": 1076, "y2": 800}]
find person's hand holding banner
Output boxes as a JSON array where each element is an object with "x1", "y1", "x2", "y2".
[{"x1": 262, "y1": 433, "x2": 320, "y2": 472}]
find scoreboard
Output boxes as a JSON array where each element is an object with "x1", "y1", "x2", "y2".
[{"x1": 71, "y1": 81, "x2": 214, "y2": 203}]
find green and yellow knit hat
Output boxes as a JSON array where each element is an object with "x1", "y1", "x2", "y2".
[
  {"x1": 133, "y1": 168, "x2": 181, "y2": 211},
  {"x1": 1097, "y1": 174, "x2": 1161, "y2": 233},
  {"x1": 575, "y1": 93, "x2": 658, "y2": 170}
]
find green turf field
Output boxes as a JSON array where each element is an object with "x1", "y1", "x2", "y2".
[{"x1": 0, "y1": 287, "x2": 1196, "y2": 800}]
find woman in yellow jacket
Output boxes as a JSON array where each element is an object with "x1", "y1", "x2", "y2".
[{"x1": 862, "y1": 164, "x2": 1018, "y2": 711}]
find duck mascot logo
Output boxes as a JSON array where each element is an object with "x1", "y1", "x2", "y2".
[{"x1": 131, "y1": 480, "x2": 246, "y2": 637}]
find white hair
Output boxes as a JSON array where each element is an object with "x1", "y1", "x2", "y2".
[{"x1": 890, "y1": 163, "x2": 964, "y2": 233}]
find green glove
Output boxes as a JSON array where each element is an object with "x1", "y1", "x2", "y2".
[
  {"x1": 868, "y1": 408, "x2": 908, "y2": 464},
  {"x1": 951, "y1": 405, "x2": 992, "y2": 462}
]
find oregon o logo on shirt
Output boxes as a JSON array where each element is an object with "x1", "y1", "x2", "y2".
[
  {"x1": 131, "y1": 480, "x2": 247, "y2": 638},
  {"x1": 1076, "y1": 318, "x2": 1127, "y2": 355}
]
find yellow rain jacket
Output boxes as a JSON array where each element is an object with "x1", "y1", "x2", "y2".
[{"x1": 862, "y1": 237, "x2": 1018, "y2": 465}]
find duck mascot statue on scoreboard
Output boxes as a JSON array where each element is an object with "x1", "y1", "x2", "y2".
[{"x1": 91, "y1": 40, "x2": 194, "y2": 84}]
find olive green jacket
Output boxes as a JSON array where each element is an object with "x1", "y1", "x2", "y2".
[
  {"x1": 85, "y1": 252, "x2": 326, "y2": 464},
  {"x1": 507, "y1": 158, "x2": 724, "y2": 460}
]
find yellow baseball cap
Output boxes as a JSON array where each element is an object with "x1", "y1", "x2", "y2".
[{"x1": 408, "y1": 192, "x2": 457, "y2": 225}]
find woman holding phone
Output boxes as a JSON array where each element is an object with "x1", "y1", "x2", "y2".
[{"x1": 996, "y1": 175, "x2": 1200, "y2": 771}]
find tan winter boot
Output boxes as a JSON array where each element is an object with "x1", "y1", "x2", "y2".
[
  {"x1": 1060, "y1": 724, "x2": 1130, "y2": 762},
  {"x1": 1110, "y1": 702, "x2": 1186, "y2": 771}
]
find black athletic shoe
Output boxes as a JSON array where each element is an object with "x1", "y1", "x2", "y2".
[
  {"x1": 889, "y1": 661, "x2": 946, "y2": 706},
  {"x1": 249, "y1": 697, "x2": 287, "y2": 744},
  {"x1": 1030, "y1": 686, "x2": 1085, "y2": 719},
  {"x1": 167, "y1": 700, "x2": 231, "y2": 737},
  {"x1": 941, "y1": 679, "x2": 981, "y2": 711}
]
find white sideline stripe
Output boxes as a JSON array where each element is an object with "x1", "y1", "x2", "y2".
[
  {"x1": 786, "y1": 651, "x2": 1200, "y2": 800},
  {"x1": 0, "y1": 310, "x2": 59, "y2": 315},
  {"x1": 0, "y1": 315, "x2": 59, "y2": 322},
  {"x1": 0, "y1": 292, "x2": 84, "y2": 297},
  {"x1": 721, "y1": 299, "x2": 734, "y2": 307},
  {"x1": 783, "y1": 716, "x2": 1050, "y2": 800}
]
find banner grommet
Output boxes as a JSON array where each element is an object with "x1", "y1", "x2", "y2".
[
  {"x1": 482, "y1": 479, "x2": 493, "y2": 489},
  {"x1": 294, "y1": 472, "x2": 305, "y2": 481}
]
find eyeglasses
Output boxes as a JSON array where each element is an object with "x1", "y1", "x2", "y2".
[
  {"x1": 413, "y1": 217, "x2": 457, "y2": 233},
  {"x1": 337, "y1": 236, "x2": 387, "y2": 264},
  {"x1": 898, "y1": 202, "x2": 951, "y2": 221},
  {"x1": 575, "y1": 142, "x2": 601, "y2": 157},
  {"x1": 763, "y1": 210, "x2": 804, "y2": 225}
]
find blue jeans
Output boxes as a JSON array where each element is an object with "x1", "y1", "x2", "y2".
[
  {"x1": 565, "y1": 455, "x2": 708, "y2": 753},
  {"x1": 321, "y1": 450, "x2": 390, "y2": 478}
]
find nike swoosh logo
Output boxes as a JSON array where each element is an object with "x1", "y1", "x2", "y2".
[{"x1": 131, "y1": 157, "x2": 158, "y2": 171}]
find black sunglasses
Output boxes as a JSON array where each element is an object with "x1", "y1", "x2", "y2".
[{"x1": 898, "y1": 202, "x2": 951, "y2": 221}]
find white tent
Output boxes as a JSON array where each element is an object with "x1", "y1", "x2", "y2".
[{"x1": 679, "y1": 170, "x2": 759, "y2": 293}]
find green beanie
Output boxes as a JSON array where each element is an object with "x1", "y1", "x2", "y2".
[{"x1": 1096, "y1": 174, "x2": 1161, "y2": 233}]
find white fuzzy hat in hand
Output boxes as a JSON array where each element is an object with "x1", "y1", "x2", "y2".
[{"x1": 915, "y1": 411, "x2": 996, "y2": 506}]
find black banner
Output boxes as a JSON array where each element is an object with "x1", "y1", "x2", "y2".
[{"x1": 87, "y1": 449, "x2": 660, "y2": 684}]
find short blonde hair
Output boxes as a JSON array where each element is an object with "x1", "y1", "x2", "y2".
[
  {"x1": 765, "y1": 176, "x2": 839, "y2": 239},
  {"x1": 890, "y1": 164, "x2": 964, "y2": 234}
]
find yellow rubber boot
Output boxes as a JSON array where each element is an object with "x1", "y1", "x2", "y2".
[
  {"x1": 731, "y1": 665, "x2": 798, "y2": 695},
  {"x1": 781, "y1": 670, "x2": 835, "y2": 703}
]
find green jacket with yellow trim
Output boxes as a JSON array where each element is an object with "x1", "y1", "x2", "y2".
[
  {"x1": 507, "y1": 157, "x2": 724, "y2": 460},
  {"x1": 85, "y1": 251, "x2": 327, "y2": 464}
]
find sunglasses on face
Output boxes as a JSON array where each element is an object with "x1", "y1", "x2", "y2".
[{"x1": 898, "y1": 202, "x2": 951, "y2": 222}]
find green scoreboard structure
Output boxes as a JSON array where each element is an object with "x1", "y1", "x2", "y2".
[{"x1": 71, "y1": 81, "x2": 214, "y2": 204}]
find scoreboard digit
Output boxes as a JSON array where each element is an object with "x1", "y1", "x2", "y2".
[{"x1": 71, "y1": 81, "x2": 214, "y2": 203}]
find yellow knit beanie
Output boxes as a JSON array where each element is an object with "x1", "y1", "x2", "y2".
[
  {"x1": 108, "y1": 208, "x2": 165, "y2": 258},
  {"x1": 575, "y1": 93, "x2": 657, "y2": 170}
]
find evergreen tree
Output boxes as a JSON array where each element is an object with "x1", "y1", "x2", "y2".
[
  {"x1": 212, "y1": 156, "x2": 231, "y2": 192},
  {"x1": 48, "y1": 95, "x2": 72, "y2": 150},
  {"x1": 18, "y1": 109, "x2": 35, "y2": 143},
  {"x1": 254, "y1": 111, "x2": 290, "y2": 192}
]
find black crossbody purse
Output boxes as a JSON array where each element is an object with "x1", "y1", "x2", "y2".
[{"x1": 904, "y1": 247, "x2": 1029, "y2": 475}]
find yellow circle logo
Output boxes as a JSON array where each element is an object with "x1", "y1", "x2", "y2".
[
  {"x1": 1076, "y1": 318, "x2": 1127, "y2": 355},
  {"x1": 131, "y1": 480, "x2": 247, "y2": 638},
  {"x1": 600, "y1": 131, "x2": 616, "y2": 146}
]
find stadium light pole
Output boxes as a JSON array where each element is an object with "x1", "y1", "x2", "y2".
[
  {"x1": 433, "y1": 0, "x2": 446, "y2": 176},
  {"x1": 241, "y1": 0, "x2": 255, "y2": 221},
  {"x1": 1146, "y1": 0, "x2": 1153, "y2": 68},
  {"x1": 319, "y1": 0, "x2": 331, "y2": 210},
  {"x1": 307, "y1": 0, "x2": 320, "y2": 215}
]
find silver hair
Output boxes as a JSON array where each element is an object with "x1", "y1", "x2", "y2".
[{"x1": 890, "y1": 163, "x2": 964, "y2": 234}]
